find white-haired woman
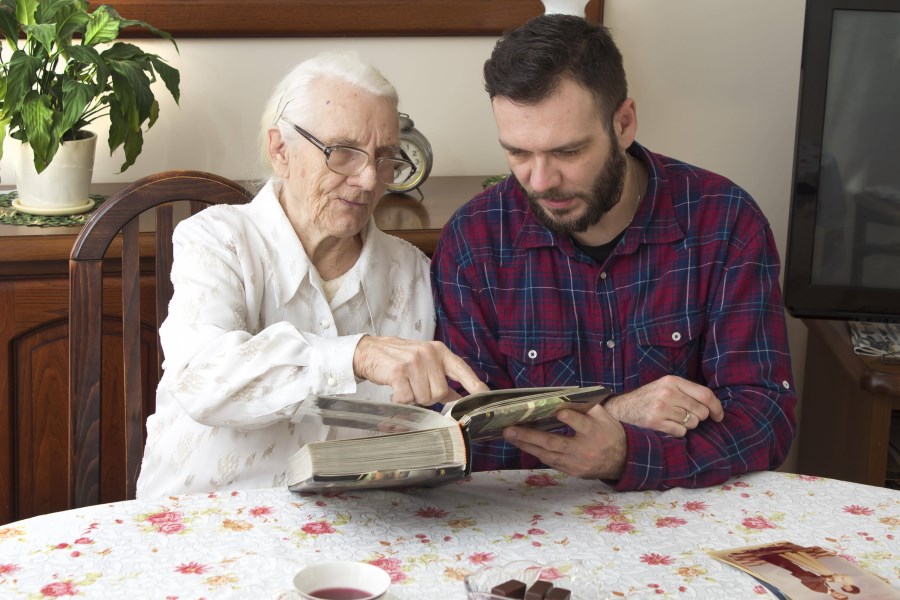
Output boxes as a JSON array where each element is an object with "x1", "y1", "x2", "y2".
[{"x1": 136, "y1": 52, "x2": 485, "y2": 498}]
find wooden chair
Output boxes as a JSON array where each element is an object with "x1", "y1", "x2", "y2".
[{"x1": 68, "y1": 170, "x2": 253, "y2": 508}]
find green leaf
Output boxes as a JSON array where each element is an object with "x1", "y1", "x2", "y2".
[
  {"x1": 148, "y1": 55, "x2": 179, "y2": 103},
  {"x1": 58, "y1": 78, "x2": 92, "y2": 136},
  {"x1": 21, "y1": 91, "x2": 58, "y2": 172},
  {"x1": 84, "y1": 4, "x2": 118, "y2": 46},
  {"x1": 147, "y1": 98, "x2": 158, "y2": 127},
  {"x1": 107, "y1": 95, "x2": 127, "y2": 152},
  {"x1": 35, "y1": 0, "x2": 81, "y2": 24},
  {"x1": 119, "y1": 123, "x2": 143, "y2": 172},
  {"x1": 23, "y1": 22, "x2": 55, "y2": 55},
  {"x1": 0, "y1": 4, "x2": 20, "y2": 47},
  {"x1": 63, "y1": 43, "x2": 106, "y2": 82},
  {"x1": 55, "y1": 6, "x2": 89, "y2": 41},
  {"x1": 0, "y1": 113, "x2": 11, "y2": 161},
  {"x1": 15, "y1": 0, "x2": 37, "y2": 27},
  {"x1": 109, "y1": 59, "x2": 152, "y2": 126},
  {"x1": 5, "y1": 49, "x2": 41, "y2": 112}
]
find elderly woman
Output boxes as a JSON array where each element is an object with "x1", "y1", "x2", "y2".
[{"x1": 136, "y1": 52, "x2": 486, "y2": 498}]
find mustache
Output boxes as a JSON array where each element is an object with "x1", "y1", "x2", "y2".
[{"x1": 527, "y1": 190, "x2": 590, "y2": 202}]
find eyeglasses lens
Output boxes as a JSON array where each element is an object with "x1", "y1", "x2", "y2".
[{"x1": 326, "y1": 147, "x2": 413, "y2": 185}]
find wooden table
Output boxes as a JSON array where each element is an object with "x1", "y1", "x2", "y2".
[{"x1": 0, "y1": 175, "x2": 489, "y2": 525}]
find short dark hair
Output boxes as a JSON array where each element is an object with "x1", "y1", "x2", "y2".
[{"x1": 483, "y1": 15, "x2": 628, "y2": 128}]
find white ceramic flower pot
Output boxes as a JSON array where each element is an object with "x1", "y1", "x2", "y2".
[
  {"x1": 14, "y1": 132, "x2": 97, "y2": 216},
  {"x1": 541, "y1": 0, "x2": 589, "y2": 17}
]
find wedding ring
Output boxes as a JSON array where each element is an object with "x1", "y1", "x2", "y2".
[{"x1": 680, "y1": 410, "x2": 692, "y2": 425}]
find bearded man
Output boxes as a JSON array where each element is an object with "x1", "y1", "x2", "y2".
[{"x1": 430, "y1": 15, "x2": 797, "y2": 491}]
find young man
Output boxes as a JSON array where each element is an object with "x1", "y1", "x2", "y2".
[{"x1": 431, "y1": 15, "x2": 797, "y2": 491}]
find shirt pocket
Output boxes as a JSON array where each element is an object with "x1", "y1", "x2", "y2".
[
  {"x1": 632, "y1": 313, "x2": 705, "y2": 386},
  {"x1": 498, "y1": 336, "x2": 576, "y2": 388}
]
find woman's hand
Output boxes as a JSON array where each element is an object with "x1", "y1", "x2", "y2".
[{"x1": 352, "y1": 336, "x2": 488, "y2": 405}]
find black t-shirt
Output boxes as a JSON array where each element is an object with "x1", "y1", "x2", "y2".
[{"x1": 572, "y1": 228, "x2": 627, "y2": 265}]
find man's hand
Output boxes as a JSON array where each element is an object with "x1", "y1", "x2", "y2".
[
  {"x1": 502, "y1": 405, "x2": 627, "y2": 479},
  {"x1": 604, "y1": 375, "x2": 724, "y2": 437},
  {"x1": 352, "y1": 336, "x2": 489, "y2": 405}
]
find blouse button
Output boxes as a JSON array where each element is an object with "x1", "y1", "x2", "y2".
[
  {"x1": 672, "y1": 331, "x2": 682, "y2": 342},
  {"x1": 327, "y1": 377, "x2": 337, "y2": 387},
  {"x1": 527, "y1": 349, "x2": 538, "y2": 360},
  {"x1": 606, "y1": 340, "x2": 615, "y2": 349},
  {"x1": 320, "y1": 319, "x2": 330, "y2": 329}
]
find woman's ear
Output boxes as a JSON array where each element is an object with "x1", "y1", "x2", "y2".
[{"x1": 268, "y1": 127, "x2": 290, "y2": 178}]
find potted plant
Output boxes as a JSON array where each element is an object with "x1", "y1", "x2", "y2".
[{"x1": 0, "y1": 0, "x2": 180, "y2": 215}]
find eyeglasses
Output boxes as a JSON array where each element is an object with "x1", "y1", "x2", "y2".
[{"x1": 281, "y1": 119, "x2": 416, "y2": 186}]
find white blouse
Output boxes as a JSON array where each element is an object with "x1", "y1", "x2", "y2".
[{"x1": 136, "y1": 181, "x2": 435, "y2": 498}]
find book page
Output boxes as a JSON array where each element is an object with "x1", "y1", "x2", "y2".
[
  {"x1": 458, "y1": 385, "x2": 610, "y2": 441},
  {"x1": 444, "y1": 386, "x2": 577, "y2": 420},
  {"x1": 292, "y1": 394, "x2": 452, "y2": 433},
  {"x1": 709, "y1": 541, "x2": 899, "y2": 599}
]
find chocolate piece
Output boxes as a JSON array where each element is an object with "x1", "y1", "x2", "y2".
[
  {"x1": 490, "y1": 579, "x2": 526, "y2": 599},
  {"x1": 524, "y1": 580, "x2": 553, "y2": 599},
  {"x1": 544, "y1": 587, "x2": 571, "y2": 600}
]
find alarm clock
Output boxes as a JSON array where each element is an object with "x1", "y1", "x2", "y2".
[{"x1": 387, "y1": 112, "x2": 433, "y2": 194}]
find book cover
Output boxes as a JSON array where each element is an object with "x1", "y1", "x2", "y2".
[
  {"x1": 709, "y1": 541, "x2": 899, "y2": 599},
  {"x1": 287, "y1": 385, "x2": 610, "y2": 492}
]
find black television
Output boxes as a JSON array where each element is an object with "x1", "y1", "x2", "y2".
[{"x1": 784, "y1": 0, "x2": 900, "y2": 323}]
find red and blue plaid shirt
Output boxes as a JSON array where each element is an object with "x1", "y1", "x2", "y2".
[{"x1": 431, "y1": 142, "x2": 797, "y2": 491}]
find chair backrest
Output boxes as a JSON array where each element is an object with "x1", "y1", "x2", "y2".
[{"x1": 68, "y1": 170, "x2": 253, "y2": 508}]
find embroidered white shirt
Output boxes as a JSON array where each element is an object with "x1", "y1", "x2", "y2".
[{"x1": 136, "y1": 181, "x2": 434, "y2": 498}]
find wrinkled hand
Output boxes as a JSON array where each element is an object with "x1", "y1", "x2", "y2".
[
  {"x1": 352, "y1": 335, "x2": 488, "y2": 405},
  {"x1": 503, "y1": 405, "x2": 627, "y2": 479},
  {"x1": 604, "y1": 375, "x2": 724, "y2": 437}
]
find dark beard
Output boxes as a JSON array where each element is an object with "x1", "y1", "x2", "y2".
[{"x1": 524, "y1": 138, "x2": 627, "y2": 236}]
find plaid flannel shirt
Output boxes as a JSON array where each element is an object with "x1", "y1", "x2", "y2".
[{"x1": 431, "y1": 142, "x2": 797, "y2": 491}]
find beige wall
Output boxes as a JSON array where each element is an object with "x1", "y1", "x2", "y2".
[{"x1": 0, "y1": 0, "x2": 809, "y2": 467}]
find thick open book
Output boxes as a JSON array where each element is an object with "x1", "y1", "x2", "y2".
[{"x1": 287, "y1": 385, "x2": 610, "y2": 492}]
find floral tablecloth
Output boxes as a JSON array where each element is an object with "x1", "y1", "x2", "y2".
[{"x1": 0, "y1": 470, "x2": 897, "y2": 599}]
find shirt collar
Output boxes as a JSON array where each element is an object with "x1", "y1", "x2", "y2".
[{"x1": 256, "y1": 180, "x2": 396, "y2": 311}]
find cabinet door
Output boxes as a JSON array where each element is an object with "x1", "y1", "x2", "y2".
[
  {"x1": 13, "y1": 317, "x2": 158, "y2": 519},
  {"x1": 0, "y1": 273, "x2": 158, "y2": 524}
]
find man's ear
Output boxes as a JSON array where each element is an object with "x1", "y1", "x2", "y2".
[
  {"x1": 268, "y1": 127, "x2": 290, "y2": 178},
  {"x1": 613, "y1": 98, "x2": 638, "y2": 147}
]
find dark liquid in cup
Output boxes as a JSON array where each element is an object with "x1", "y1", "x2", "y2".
[{"x1": 309, "y1": 588, "x2": 372, "y2": 600}]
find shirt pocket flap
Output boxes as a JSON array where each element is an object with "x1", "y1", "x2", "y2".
[
  {"x1": 635, "y1": 314, "x2": 704, "y2": 349},
  {"x1": 499, "y1": 336, "x2": 572, "y2": 365}
]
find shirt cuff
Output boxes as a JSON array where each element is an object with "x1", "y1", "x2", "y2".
[
  {"x1": 607, "y1": 424, "x2": 664, "y2": 491},
  {"x1": 306, "y1": 332, "x2": 365, "y2": 395}
]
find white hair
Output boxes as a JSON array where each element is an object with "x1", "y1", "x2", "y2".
[{"x1": 256, "y1": 51, "x2": 399, "y2": 182}]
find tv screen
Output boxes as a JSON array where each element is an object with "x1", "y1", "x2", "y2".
[{"x1": 784, "y1": 0, "x2": 900, "y2": 323}]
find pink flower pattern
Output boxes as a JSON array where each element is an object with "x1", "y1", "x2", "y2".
[
  {"x1": 39, "y1": 581, "x2": 78, "y2": 596},
  {"x1": 0, "y1": 472, "x2": 895, "y2": 598},
  {"x1": 742, "y1": 516, "x2": 777, "y2": 530}
]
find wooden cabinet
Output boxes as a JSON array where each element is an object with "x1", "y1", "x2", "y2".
[
  {"x1": 0, "y1": 176, "x2": 484, "y2": 524},
  {"x1": 798, "y1": 319, "x2": 900, "y2": 488}
]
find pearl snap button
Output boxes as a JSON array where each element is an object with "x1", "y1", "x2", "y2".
[
  {"x1": 527, "y1": 349, "x2": 538, "y2": 359},
  {"x1": 327, "y1": 377, "x2": 337, "y2": 386},
  {"x1": 783, "y1": 380, "x2": 790, "y2": 389},
  {"x1": 606, "y1": 340, "x2": 615, "y2": 349},
  {"x1": 672, "y1": 331, "x2": 682, "y2": 342},
  {"x1": 600, "y1": 272, "x2": 608, "y2": 280}
]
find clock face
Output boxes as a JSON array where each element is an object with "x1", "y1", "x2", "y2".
[{"x1": 397, "y1": 139, "x2": 427, "y2": 188}]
